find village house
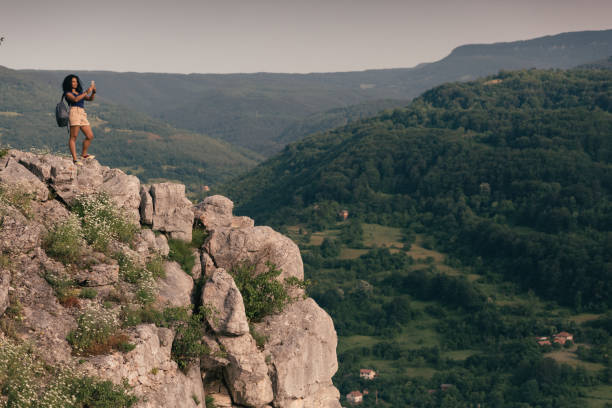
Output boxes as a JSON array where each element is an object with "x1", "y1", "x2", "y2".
[
  {"x1": 553, "y1": 331, "x2": 574, "y2": 345},
  {"x1": 359, "y1": 368, "x2": 377, "y2": 380},
  {"x1": 346, "y1": 390, "x2": 363, "y2": 404},
  {"x1": 339, "y1": 209, "x2": 349, "y2": 221}
]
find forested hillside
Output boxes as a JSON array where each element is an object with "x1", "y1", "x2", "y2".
[
  {"x1": 0, "y1": 66, "x2": 258, "y2": 191},
  {"x1": 223, "y1": 68, "x2": 612, "y2": 406},
  {"x1": 24, "y1": 29, "x2": 612, "y2": 155},
  {"x1": 224, "y1": 68, "x2": 612, "y2": 309}
]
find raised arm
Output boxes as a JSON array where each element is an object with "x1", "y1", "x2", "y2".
[{"x1": 65, "y1": 86, "x2": 94, "y2": 103}]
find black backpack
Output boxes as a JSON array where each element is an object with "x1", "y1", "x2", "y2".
[{"x1": 55, "y1": 94, "x2": 69, "y2": 127}]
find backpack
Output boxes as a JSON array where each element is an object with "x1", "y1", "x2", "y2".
[{"x1": 55, "y1": 94, "x2": 69, "y2": 127}]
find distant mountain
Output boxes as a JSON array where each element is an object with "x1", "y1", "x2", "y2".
[
  {"x1": 23, "y1": 29, "x2": 612, "y2": 156},
  {"x1": 0, "y1": 66, "x2": 258, "y2": 191},
  {"x1": 577, "y1": 55, "x2": 612, "y2": 69}
]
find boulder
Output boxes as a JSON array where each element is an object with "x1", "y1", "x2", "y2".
[
  {"x1": 0, "y1": 270, "x2": 9, "y2": 317},
  {"x1": 200, "y1": 334, "x2": 230, "y2": 370},
  {"x1": 194, "y1": 195, "x2": 254, "y2": 231},
  {"x1": 150, "y1": 183, "x2": 194, "y2": 242},
  {"x1": 218, "y1": 334, "x2": 274, "y2": 407},
  {"x1": 134, "y1": 229, "x2": 170, "y2": 257},
  {"x1": 202, "y1": 268, "x2": 249, "y2": 336},
  {"x1": 253, "y1": 298, "x2": 341, "y2": 408},
  {"x1": 0, "y1": 158, "x2": 49, "y2": 201},
  {"x1": 139, "y1": 185, "x2": 154, "y2": 225},
  {"x1": 204, "y1": 226, "x2": 304, "y2": 288},
  {"x1": 100, "y1": 168, "x2": 141, "y2": 224},
  {"x1": 15, "y1": 151, "x2": 52, "y2": 181},
  {"x1": 155, "y1": 261, "x2": 194, "y2": 309},
  {"x1": 81, "y1": 324, "x2": 205, "y2": 408}
]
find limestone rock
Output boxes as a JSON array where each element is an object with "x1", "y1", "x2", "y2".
[
  {"x1": 81, "y1": 324, "x2": 205, "y2": 408},
  {"x1": 218, "y1": 334, "x2": 274, "y2": 407},
  {"x1": 74, "y1": 262, "x2": 119, "y2": 287},
  {"x1": 150, "y1": 183, "x2": 194, "y2": 242},
  {"x1": 0, "y1": 207, "x2": 43, "y2": 255},
  {"x1": 191, "y1": 249, "x2": 202, "y2": 281},
  {"x1": 201, "y1": 251, "x2": 217, "y2": 279},
  {"x1": 0, "y1": 270, "x2": 9, "y2": 317},
  {"x1": 100, "y1": 168, "x2": 141, "y2": 224},
  {"x1": 10, "y1": 249, "x2": 76, "y2": 365},
  {"x1": 155, "y1": 234, "x2": 170, "y2": 257},
  {"x1": 202, "y1": 268, "x2": 249, "y2": 336},
  {"x1": 200, "y1": 334, "x2": 230, "y2": 370},
  {"x1": 194, "y1": 195, "x2": 254, "y2": 231},
  {"x1": 16, "y1": 151, "x2": 53, "y2": 181},
  {"x1": 253, "y1": 298, "x2": 341, "y2": 408},
  {"x1": 30, "y1": 199, "x2": 71, "y2": 228},
  {"x1": 139, "y1": 185, "x2": 153, "y2": 225},
  {"x1": 156, "y1": 261, "x2": 194, "y2": 309},
  {"x1": 0, "y1": 158, "x2": 49, "y2": 201},
  {"x1": 135, "y1": 229, "x2": 170, "y2": 257},
  {"x1": 204, "y1": 226, "x2": 304, "y2": 288}
]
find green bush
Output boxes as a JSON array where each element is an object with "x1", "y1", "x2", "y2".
[
  {"x1": 114, "y1": 252, "x2": 157, "y2": 305},
  {"x1": 168, "y1": 238, "x2": 195, "y2": 274},
  {"x1": 146, "y1": 254, "x2": 166, "y2": 279},
  {"x1": 43, "y1": 215, "x2": 84, "y2": 264},
  {"x1": 0, "y1": 337, "x2": 138, "y2": 407},
  {"x1": 67, "y1": 304, "x2": 120, "y2": 355},
  {"x1": 230, "y1": 261, "x2": 306, "y2": 322},
  {"x1": 171, "y1": 307, "x2": 211, "y2": 371},
  {"x1": 0, "y1": 183, "x2": 34, "y2": 219},
  {"x1": 79, "y1": 287, "x2": 98, "y2": 299},
  {"x1": 72, "y1": 193, "x2": 138, "y2": 252}
]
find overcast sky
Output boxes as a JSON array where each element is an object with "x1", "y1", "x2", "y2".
[{"x1": 1, "y1": 0, "x2": 611, "y2": 74}]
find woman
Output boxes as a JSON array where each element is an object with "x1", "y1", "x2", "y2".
[{"x1": 62, "y1": 74, "x2": 96, "y2": 165}]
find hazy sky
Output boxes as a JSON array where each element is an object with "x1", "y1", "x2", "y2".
[{"x1": 1, "y1": 0, "x2": 611, "y2": 74}]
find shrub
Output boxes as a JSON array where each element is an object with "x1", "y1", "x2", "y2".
[
  {"x1": 0, "y1": 337, "x2": 138, "y2": 407},
  {"x1": 230, "y1": 261, "x2": 307, "y2": 322},
  {"x1": 44, "y1": 271, "x2": 78, "y2": 303},
  {"x1": 0, "y1": 183, "x2": 34, "y2": 219},
  {"x1": 171, "y1": 307, "x2": 211, "y2": 371},
  {"x1": 80, "y1": 287, "x2": 98, "y2": 299},
  {"x1": 67, "y1": 304, "x2": 120, "y2": 355},
  {"x1": 43, "y1": 215, "x2": 84, "y2": 264},
  {"x1": 146, "y1": 254, "x2": 166, "y2": 279},
  {"x1": 168, "y1": 238, "x2": 195, "y2": 274},
  {"x1": 114, "y1": 252, "x2": 157, "y2": 305},
  {"x1": 72, "y1": 193, "x2": 138, "y2": 252},
  {"x1": 205, "y1": 395, "x2": 217, "y2": 408}
]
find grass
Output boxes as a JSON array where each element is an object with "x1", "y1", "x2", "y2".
[
  {"x1": 582, "y1": 385, "x2": 612, "y2": 408},
  {"x1": 544, "y1": 347, "x2": 606, "y2": 371}
]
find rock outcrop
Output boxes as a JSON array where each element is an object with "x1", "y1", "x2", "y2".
[
  {"x1": 155, "y1": 261, "x2": 194, "y2": 309},
  {"x1": 0, "y1": 150, "x2": 341, "y2": 408},
  {"x1": 82, "y1": 324, "x2": 205, "y2": 408},
  {"x1": 202, "y1": 268, "x2": 249, "y2": 336},
  {"x1": 149, "y1": 183, "x2": 194, "y2": 242},
  {"x1": 254, "y1": 299, "x2": 341, "y2": 408}
]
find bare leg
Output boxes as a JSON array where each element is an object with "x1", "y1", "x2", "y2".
[
  {"x1": 80, "y1": 125, "x2": 94, "y2": 157},
  {"x1": 69, "y1": 126, "x2": 80, "y2": 161}
]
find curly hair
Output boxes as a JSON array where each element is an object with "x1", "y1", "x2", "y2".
[{"x1": 62, "y1": 74, "x2": 83, "y2": 94}]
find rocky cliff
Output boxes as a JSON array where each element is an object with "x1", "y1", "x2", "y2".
[{"x1": 0, "y1": 150, "x2": 341, "y2": 408}]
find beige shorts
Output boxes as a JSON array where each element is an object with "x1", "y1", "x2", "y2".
[{"x1": 69, "y1": 107, "x2": 90, "y2": 127}]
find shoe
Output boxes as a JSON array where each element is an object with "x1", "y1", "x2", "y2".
[
  {"x1": 81, "y1": 154, "x2": 95, "y2": 160},
  {"x1": 73, "y1": 160, "x2": 83, "y2": 166}
]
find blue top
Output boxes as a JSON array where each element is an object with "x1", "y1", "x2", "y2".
[{"x1": 65, "y1": 91, "x2": 85, "y2": 108}]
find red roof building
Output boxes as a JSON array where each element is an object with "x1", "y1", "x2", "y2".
[{"x1": 347, "y1": 391, "x2": 363, "y2": 404}]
